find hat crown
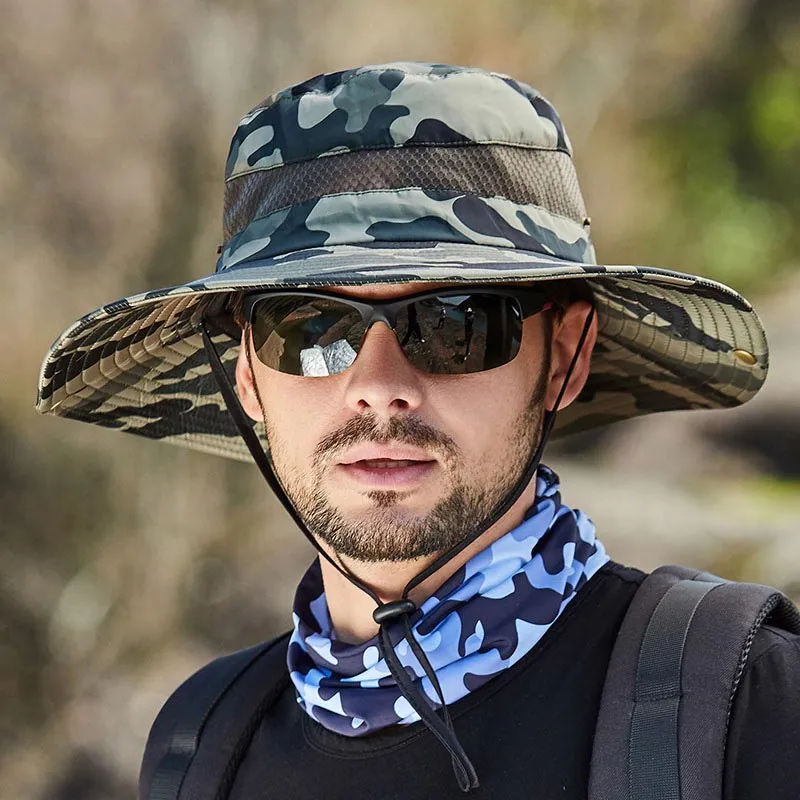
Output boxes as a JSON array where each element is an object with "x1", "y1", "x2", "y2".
[
  {"x1": 220, "y1": 63, "x2": 593, "y2": 270},
  {"x1": 225, "y1": 63, "x2": 573, "y2": 181}
]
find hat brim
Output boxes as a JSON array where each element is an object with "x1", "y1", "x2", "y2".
[{"x1": 36, "y1": 242, "x2": 768, "y2": 462}]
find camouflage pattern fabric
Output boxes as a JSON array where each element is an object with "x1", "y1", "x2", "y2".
[
  {"x1": 36, "y1": 63, "x2": 769, "y2": 459},
  {"x1": 225, "y1": 63, "x2": 573, "y2": 179},
  {"x1": 287, "y1": 466, "x2": 609, "y2": 735}
]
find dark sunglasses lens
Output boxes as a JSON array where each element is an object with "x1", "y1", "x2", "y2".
[
  {"x1": 250, "y1": 297, "x2": 365, "y2": 376},
  {"x1": 395, "y1": 294, "x2": 524, "y2": 374}
]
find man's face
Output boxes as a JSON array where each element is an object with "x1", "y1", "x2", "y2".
[{"x1": 236, "y1": 283, "x2": 569, "y2": 563}]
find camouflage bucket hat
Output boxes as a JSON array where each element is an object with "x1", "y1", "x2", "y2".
[{"x1": 36, "y1": 62, "x2": 768, "y2": 461}]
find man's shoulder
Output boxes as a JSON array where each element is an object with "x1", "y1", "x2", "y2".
[
  {"x1": 584, "y1": 560, "x2": 647, "y2": 607},
  {"x1": 138, "y1": 633, "x2": 291, "y2": 800},
  {"x1": 725, "y1": 617, "x2": 800, "y2": 798},
  {"x1": 598, "y1": 560, "x2": 648, "y2": 586},
  {"x1": 736, "y1": 617, "x2": 800, "y2": 709},
  {"x1": 747, "y1": 619, "x2": 800, "y2": 664},
  {"x1": 594, "y1": 561, "x2": 800, "y2": 688},
  {"x1": 590, "y1": 563, "x2": 800, "y2": 800}
]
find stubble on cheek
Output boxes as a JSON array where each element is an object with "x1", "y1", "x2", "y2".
[
  {"x1": 259, "y1": 395, "x2": 460, "y2": 510},
  {"x1": 246, "y1": 333, "x2": 551, "y2": 562},
  {"x1": 259, "y1": 392, "x2": 545, "y2": 562}
]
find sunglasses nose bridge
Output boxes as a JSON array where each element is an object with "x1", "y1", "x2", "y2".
[{"x1": 363, "y1": 309, "x2": 397, "y2": 334}]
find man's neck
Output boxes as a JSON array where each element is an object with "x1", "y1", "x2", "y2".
[{"x1": 318, "y1": 476, "x2": 538, "y2": 643}]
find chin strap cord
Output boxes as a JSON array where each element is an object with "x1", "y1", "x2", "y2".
[
  {"x1": 201, "y1": 308, "x2": 595, "y2": 794},
  {"x1": 201, "y1": 323, "x2": 382, "y2": 604},
  {"x1": 378, "y1": 614, "x2": 478, "y2": 791}
]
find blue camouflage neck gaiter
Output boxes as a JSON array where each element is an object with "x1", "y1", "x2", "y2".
[{"x1": 287, "y1": 465, "x2": 609, "y2": 736}]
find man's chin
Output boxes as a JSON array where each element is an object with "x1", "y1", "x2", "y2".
[
  {"x1": 326, "y1": 474, "x2": 443, "y2": 512},
  {"x1": 336, "y1": 498, "x2": 435, "y2": 523}
]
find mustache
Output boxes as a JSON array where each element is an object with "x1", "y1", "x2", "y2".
[{"x1": 313, "y1": 414, "x2": 459, "y2": 463}]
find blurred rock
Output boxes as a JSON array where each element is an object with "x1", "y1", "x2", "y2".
[
  {"x1": 43, "y1": 751, "x2": 131, "y2": 800},
  {"x1": 551, "y1": 458, "x2": 800, "y2": 591}
]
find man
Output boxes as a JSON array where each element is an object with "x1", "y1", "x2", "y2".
[{"x1": 37, "y1": 63, "x2": 799, "y2": 798}]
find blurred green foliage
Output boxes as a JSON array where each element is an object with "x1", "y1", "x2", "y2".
[{"x1": 646, "y1": 0, "x2": 800, "y2": 292}]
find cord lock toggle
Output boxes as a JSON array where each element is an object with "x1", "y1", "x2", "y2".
[{"x1": 373, "y1": 599, "x2": 417, "y2": 625}]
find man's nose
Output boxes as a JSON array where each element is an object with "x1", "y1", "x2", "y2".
[{"x1": 341, "y1": 322, "x2": 425, "y2": 418}]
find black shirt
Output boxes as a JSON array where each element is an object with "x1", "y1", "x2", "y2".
[{"x1": 220, "y1": 562, "x2": 800, "y2": 799}]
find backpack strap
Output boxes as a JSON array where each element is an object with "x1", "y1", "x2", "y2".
[
  {"x1": 140, "y1": 631, "x2": 292, "y2": 800},
  {"x1": 589, "y1": 565, "x2": 800, "y2": 800}
]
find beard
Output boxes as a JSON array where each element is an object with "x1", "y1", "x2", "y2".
[{"x1": 260, "y1": 362, "x2": 550, "y2": 563}]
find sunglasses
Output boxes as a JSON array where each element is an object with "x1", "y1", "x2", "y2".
[{"x1": 242, "y1": 287, "x2": 555, "y2": 377}]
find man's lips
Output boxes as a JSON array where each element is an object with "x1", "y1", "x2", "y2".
[
  {"x1": 338, "y1": 445, "x2": 437, "y2": 466},
  {"x1": 336, "y1": 445, "x2": 437, "y2": 488}
]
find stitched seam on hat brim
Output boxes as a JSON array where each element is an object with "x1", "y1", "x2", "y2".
[{"x1": 227, "y1": 141, "x2": 569, "y2": 183}]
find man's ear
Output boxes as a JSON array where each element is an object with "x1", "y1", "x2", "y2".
[
  {"x1": 234, "y1": 330, "x2": 265, "y2": 423},
  {"x1": 544, "y1": 301, "x2": 597, "y2": 412}
]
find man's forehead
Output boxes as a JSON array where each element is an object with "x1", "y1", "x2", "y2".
[{"x1": 328, "y1": 282, "x2": 456, "y2": 300}]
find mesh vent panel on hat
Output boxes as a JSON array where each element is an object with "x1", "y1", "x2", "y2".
[{"x1": 223, "y1": 145, "x2": 587, "y2": 242}]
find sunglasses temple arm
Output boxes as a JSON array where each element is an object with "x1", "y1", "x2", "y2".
[{"x1": 200, "y1": 322, "x2": 382, "y2": 604}]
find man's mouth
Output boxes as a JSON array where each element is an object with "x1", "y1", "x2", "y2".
[
  {"x1": 355, "y1": 458, "x2": 431, "y2": 469},
  {"x1": 336, "y1": 450, "x2": 438, "y2": 488}
]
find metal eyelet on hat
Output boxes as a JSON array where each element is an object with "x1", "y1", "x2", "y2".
[{"x1": 733, "y1": 349, "x2": 758, "y2": 366}]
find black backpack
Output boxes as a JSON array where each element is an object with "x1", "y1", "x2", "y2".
[{"x1": 140, "y1": 565, "x2": 800, "y2": 800}]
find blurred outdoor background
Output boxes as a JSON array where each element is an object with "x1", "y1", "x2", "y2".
[{"x1": 2, "y1": 0, "x2": 799, "y2": 797}]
